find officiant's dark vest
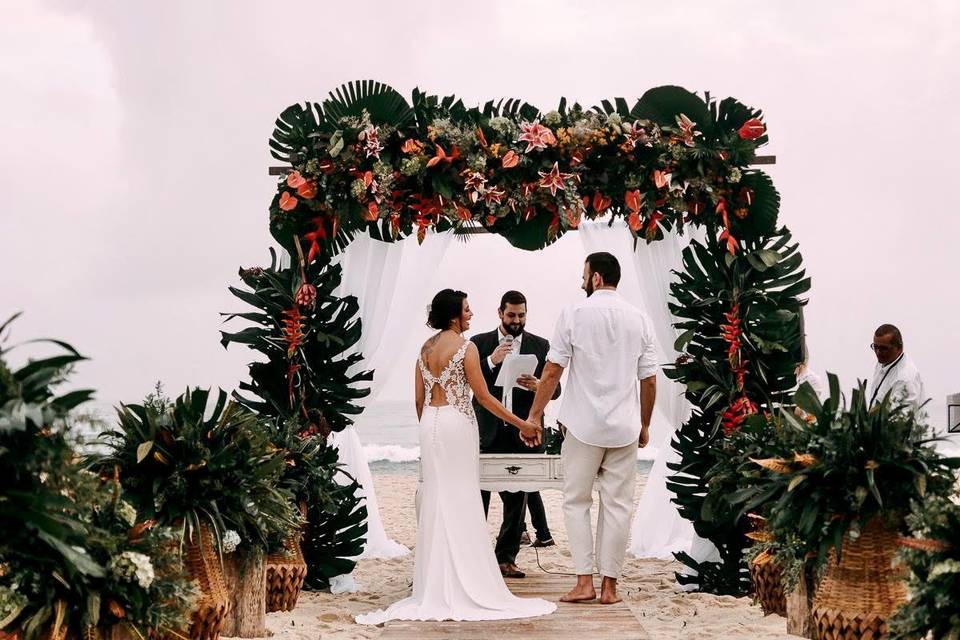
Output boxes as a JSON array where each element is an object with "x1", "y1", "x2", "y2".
[{"x1": 470, "y1": 329, "x2": 559, "y2": 453}]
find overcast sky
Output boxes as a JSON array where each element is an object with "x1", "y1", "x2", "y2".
[{"x1": 2, "y1": 1, "x2": 958, "y2": 434}]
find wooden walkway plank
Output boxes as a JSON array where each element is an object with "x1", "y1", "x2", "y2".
[{"x1": 379, "y1": 572, "x2": 649, "y2": 640}]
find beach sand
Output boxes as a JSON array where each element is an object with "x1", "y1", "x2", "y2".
[{"x1": 262, "y1": 472, "x2": 794, "y2": 639}]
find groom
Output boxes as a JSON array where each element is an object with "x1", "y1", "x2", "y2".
[
  {"x1": 472, "y1": 290, "x2": 560, "y2": 579},
  {"x1": 528, "y1": 252, "x2": 658, "y2": 604}
]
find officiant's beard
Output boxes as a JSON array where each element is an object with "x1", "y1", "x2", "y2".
[{"x1": 502, "y1": 320, "x2": 524, "y2": 337}]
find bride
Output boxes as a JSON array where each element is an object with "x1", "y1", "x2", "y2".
[{"x1": 356, "y1": 289, "x2": 557, "y2": 624}]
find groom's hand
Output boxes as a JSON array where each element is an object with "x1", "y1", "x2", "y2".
[
  {"x1": 638, "y1": 424, "x2": 650, "y2": 448},
  {"x1": 519, "y1": 421, "x2": 542, "y2": 447}
]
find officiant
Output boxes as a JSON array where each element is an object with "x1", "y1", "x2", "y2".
[{"x1": 471, "y1": 290, "x2": 561, "y2": 579}]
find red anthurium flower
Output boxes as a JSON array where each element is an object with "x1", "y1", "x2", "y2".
[
  {"x1": 593, "y1": 192, "x2": 611, "y2": 213},
  {"x1": 318, "y1": 159, "x2": 335, "y2": 174},
  {"x1": 625, "y1": 189, "x2": 644, "y2": 213},
  {"x1": 286, "y1": 170, "x2": 306, "y2": 189},
  {"x1": 645, "y1": 210, "x2": 665, "y2": 238},
  {"x1": 738, "y1": 118, "x2": 766, "y2": 140},
  {"x1": 279, "y1": 192, "x2": 298, "y2": 211},
  {"x1": 363, "y1": 202, "x2": 379, "y2": 222},
  {"x1": 296, "y1": 180, "x2": 317, "y2": 199},
  {"x1": 739, "y1": 186, "x2": 754, "y2": 206},
  {"x1": 653, "y1": 169, "x2": 672, "y2": 190},
  {"x1": 501, "y1": 149, "x2": 520, "y2": 168},
  {"x1": 456, "y1": 206, "x2": 473, "y2": 221}
]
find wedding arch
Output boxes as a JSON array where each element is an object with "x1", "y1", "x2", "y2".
[{"x1": 223, "y1": 80, "x2": 810, "y2": 595}]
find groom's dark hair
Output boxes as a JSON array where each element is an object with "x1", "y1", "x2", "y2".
[{"x1": 586, "y1": 252, "x2": 621, "y2": 286}]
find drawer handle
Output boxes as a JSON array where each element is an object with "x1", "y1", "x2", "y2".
[{"x1": 505, "y1": 465, "x2": 522, "y2": 475}]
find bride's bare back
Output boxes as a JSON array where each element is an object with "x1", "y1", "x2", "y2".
[{"x1": 419, "y1": 332, "x2": 468, "y2": 407}]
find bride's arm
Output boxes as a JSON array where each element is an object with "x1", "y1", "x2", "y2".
[
  {"x1": 463, "y1": 343, "x2": 540, "y2": 445},
  {"x1": 414, "y1": 361, "x2": 425, "y2": 421}
]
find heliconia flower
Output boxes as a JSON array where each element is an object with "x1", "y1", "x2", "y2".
[
  {"x1": 361, "y1": 125, "x2": 383, "y2": 159},
  {"x1": 401, "y1": 138, "x2": 425, "y2": 154},
  {"x1": 296, "y1": 180, "x2": 317, "y2": 199},
  {"x1": 538, "y1": 162, "x2": 572, "y2": 196},
  {"x1": 517, "y1": 122, "x2": 557, "y2": 153},
  {"x1": 281, "y1": 307, "x2": 305, "y2": 358},
  {"x1": 279, "y1": 192, "x2": 298, "y2": 211},
  {"x1": 286, "y1": 170, "x2": 306, "y2": 189},
  {"x1": 501, "y1": 149, "x2": 520, "y2": 168},
  {"x1": 295, "y1": 283, "x2": 317, "y2": 308},
  {"x1": 653, "y1": 169, "x2": 672, "y2": 190},
  {"x1": 738, "y1": 118, "x2": 766, "y2": 140},
  {"x1": 426, "y1": 144, "x2": 459, "y2": 168},
  {"x1": 625, "y1": 189, "x2": 644, "y2": 213},
  {"x1": 719, "y1": 228, "x2": 739, "y2": 255}
]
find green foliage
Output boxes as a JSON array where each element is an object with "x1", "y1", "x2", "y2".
[
  {"x1": 221, "y1": 249, "x2": 372, "y2": 432},
  {"x1": 731, "y1": 378, "x2": 960, "y2": 584},
  {"x1": 0, "y1": 316, "x2": 194, "y2": 640},
  {"x1": 96, "y1": 387, "x2": 299, "y2": 552},
  {"x1": 889, "y1": 492, "x2": 960, "y2": 640}
]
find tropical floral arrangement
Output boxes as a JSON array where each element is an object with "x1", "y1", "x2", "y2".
[
  {"x1": 889, "y1": 491, "x2": 960, "y2": 640},
  {"x1": 730, "y1": 378, "x2": 960, "y2": 584},
  {"x1": 96, "y1": 387, "x2": 299, "y2": 553},
  {"x1": 0, "y1": 316, "x2": 196, "y2": 640}
]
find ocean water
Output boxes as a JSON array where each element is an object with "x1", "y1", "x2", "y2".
[{"x1": 352, "y1": 399, "x2": 658, "y2": 474}]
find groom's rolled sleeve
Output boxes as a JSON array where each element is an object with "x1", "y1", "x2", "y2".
[
  {"x1": 636, "y1": 325, "x2": 659, "y2": 380},
  {"x1": 546, "y1": 309, "x2": 572, "y2": 368}
]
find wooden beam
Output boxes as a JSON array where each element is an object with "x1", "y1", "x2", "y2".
[{"x1": 267, "y1": 155, "x2": 776, "y2": 176}]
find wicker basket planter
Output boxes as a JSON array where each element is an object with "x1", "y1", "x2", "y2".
[
  {"x1": 811, "y1": 518, "x2": 907, "y2": 640},
  {"x1": 184, "y1": 524, "x2": 230, "y2": 640},
  {"x1": 749, "y1": 549, "x2": 787, "y2": 617},
  {"x1": 265, "y1": 537, "x2": 307, "y2": 613}
]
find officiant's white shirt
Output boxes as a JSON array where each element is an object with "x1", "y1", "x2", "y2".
[
  {"x1": 547, "y1": 289, "x2": 658, "y2": 448},
  {"x1": 867, "y1": 352, "x2": 925, "y2": 414}
]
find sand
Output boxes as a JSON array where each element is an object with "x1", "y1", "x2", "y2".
[{"x1": 262, "y1": 472, "x2": 794, "y2": 639}]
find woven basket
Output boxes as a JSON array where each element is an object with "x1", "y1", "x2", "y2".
[
  {"x1": 265, "y1": 536, "x2": 307, "y2": 613},
  {"x1": 811, "y1": 518, "x2": 907, "y2": 640},
  {"x1": 749, "y1": 549, "x2": 787, "y2": 616},
  {"x1": 184, "y1": 524, "x2": 230, "y2": 640}
]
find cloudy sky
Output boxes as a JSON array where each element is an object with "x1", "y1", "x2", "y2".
[{"x1": 2, "y1": 1, "x2": 958, "y2": 434}]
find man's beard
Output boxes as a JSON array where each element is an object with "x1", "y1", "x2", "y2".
[
  {"x1": 585, "y1": 277, "x2": 595, "y2": 297},
  {"x1": 502, "y1": 321, "x2": 524, "y2": 337}
]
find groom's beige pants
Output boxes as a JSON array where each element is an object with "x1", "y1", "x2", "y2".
[{"x1": 561, "y1": 429, "x2": 637, "y2": 579}]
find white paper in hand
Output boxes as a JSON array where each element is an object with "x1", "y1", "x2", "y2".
[{"x1": 494, "y1": 354, "x2": 538, "y2": 412}]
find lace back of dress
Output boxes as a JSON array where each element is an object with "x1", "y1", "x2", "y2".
[{"x1": 419, "y1": 341, "x2": 474, "y2": 418}]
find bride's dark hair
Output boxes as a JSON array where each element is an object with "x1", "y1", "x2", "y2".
[{"x1": 427, "y1": 289, "x2": 467, "y2": 330}]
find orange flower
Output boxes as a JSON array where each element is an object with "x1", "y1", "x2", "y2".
[
  {"x1": 426, "y1": 144, "x2": 460, "y2": 168},
  {"x1": 363, "y1": 171, "x2": 374, "y2": 188},
  {"x1": 625, "y1": 189, "x2": 644, "y2": 213},
  {"x1": 738, "y1": 118, "x2": 766, "y2": 140},
  {"x1": 564, "y1": 206, "x2": 581, "y2": 228},
  {"x1": 286, "y1": 170, "x2": 306, "y2": 189},
  {"x1": 592, "y1": 192, "x2": 611, "y2": 213},
  {"x1": 401, "y1": 139, "x2": 425, "y2": 154},
  {"x1": 279, "y1": 192, "x2": 298, "y2": 211},
  {"x1": 653, "y1": 169, "x2": 671, "y2": 190},
  {"x1": 363, "y1": 202, "x2": 379, "y2": 222},
  {"x1": 296, "y1": 180, "x2": 317, "y2": 199},
  {"x1": 501, "y1": 150, "x2": 520, "y2": 169},
  {"x1": 456, "y1": 206, "x2": 473, "y2": 221}
]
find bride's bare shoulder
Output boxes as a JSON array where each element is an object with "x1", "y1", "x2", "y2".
[{"x1": 419, "y1": 332, "x2": 444, "y2": 359}]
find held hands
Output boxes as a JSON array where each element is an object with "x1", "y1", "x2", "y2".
[
  {"x1": 638, "y1": 424, "x2": 650, "y2": 448},
  {"x1": 490, "y1": 342, "x2": 514, "y2": 366},
  {"x1": 518, "y1": 420, "x2": 543, "y2": 448}
]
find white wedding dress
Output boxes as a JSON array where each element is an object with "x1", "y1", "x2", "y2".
[{"x1": 356, "y1": 341, "x2": 556, "y2": 624}]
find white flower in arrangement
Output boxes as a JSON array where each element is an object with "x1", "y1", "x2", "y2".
[
  {"x1": 543, "y1": 110, "x2": 562, "y2": 126},
  {"x1": 727, "y1": 168, "x2": 743, "y2": 183},
  {"x1": 605, "y1": 113, "x2": 623, "y2": 127},
  {"x1": 116, "y1": 500, "x2": 138, "y2": 527},
  {"x1": 110, "y1": 551, "x2": 156, "y2": 589},
  {"x1": 488, "y1": 116, "x2": 517, "y2": 139},
  {"x1": 222, "y1": 530, "x2": 241, "y2": 554}
]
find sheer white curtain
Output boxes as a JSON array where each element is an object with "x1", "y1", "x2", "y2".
[
  {"x1": 578, "y1": 217, "x2": 703, "y2": 560},
  {"x1": 326, "y1": 230, "x2": 453, "y2": 577}
]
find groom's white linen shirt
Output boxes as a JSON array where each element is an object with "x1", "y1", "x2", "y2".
[
  {"x1": 867, "y1": 353, "x2": 925, "y2": 414},
  {"x1": 547, "y1": 289, "x2": 658, "y2": 448}
]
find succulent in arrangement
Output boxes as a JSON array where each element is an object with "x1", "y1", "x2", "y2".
[
  {"x1": 0, "y1": 315, "x2": 196, "y2": 640},
  {"x1": 888, "y1": 492, "x2": 960, "y2": 640},
  {"x1": 96, "y1": 387, "x2": 300, "y2": 553}
]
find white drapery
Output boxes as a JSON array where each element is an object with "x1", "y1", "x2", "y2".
[
  {"x1": 326, "y1": 230, "x2": 454, "y2": 571},
  {"x1": 578, "y1": 217, "x2": 703, "y2": 560}
]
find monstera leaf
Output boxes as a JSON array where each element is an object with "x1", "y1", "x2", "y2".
[
  {"x1": 323, "y1": 80, "x2": 414, "y2": 129},
  {"x1": 498, "y1": 209, "x2": 567, "y2": 252},
  {"x1": 269, "y1": 102, "x2": 327, "y2": 162}
]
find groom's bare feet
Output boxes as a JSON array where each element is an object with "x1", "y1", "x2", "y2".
[
  {"x1": 599, "y1": 576, "x2": 622, "y2": 605},
  {"x1": 560, "y1": 575, "x2": 596, "y2": 603}
]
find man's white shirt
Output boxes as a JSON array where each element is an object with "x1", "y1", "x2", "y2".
[
  {"x1": 867, "y1": 353, "x2": 925, "y2": 414},
  {"x1": 547, "y1": 289, "x2": 658, "y2": 448}
]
